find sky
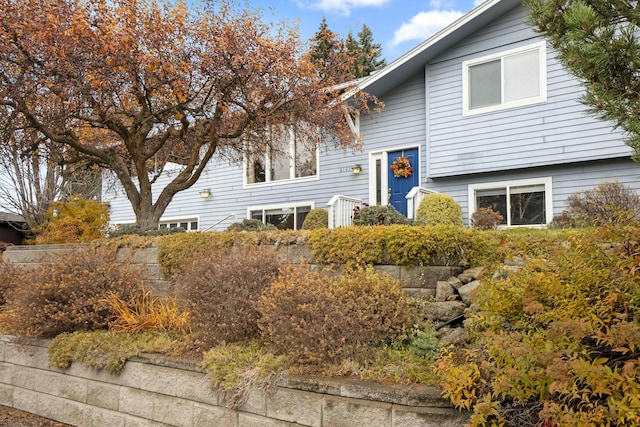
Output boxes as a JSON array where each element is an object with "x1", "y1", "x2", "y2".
[{"x1": 248, "y1": 0, "x2": 484, "y2": 62}]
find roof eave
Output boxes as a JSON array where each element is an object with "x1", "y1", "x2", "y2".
[{"x1": 357, "y1": 0, "x2": 521, "y2": 97}]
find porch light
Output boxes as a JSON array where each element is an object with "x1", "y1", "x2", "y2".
[
  {"x1": 199, "y1": 188, "x2": 211, "y2": 199},
  {"x1": 351, "y1": 164, "x2": 362, "y2": 175}
]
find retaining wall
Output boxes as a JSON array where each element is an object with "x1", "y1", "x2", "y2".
[
  {"x1": 1, "y1": 244, "x2": 469, "y2": 426},
  {"x1": 0, "y1": 337, "x2": 469, "y2": 427},
  {"x1": 2, "y1": 244, "x2": 463, "y2": 298}
]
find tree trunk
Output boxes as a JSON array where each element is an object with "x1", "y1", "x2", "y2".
[{"x1": 136, "y1": 209, "x2": 163, "y2": 230}]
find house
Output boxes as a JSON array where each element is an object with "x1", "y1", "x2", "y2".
[
  {"x1": 0, "y1": 212, "x2": 26, "y2": 247},
  {"x1": 106, "y1": 0, "x2": 639, "y2": 231}
]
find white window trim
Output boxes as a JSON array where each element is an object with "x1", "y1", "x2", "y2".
[
  {"x1": 158, "y1": 215, "x2": 200, "y2": 232},
  {"x1": 462, "y1": 41, "x2": 547, "y2": 116},
  {"x1": 243, "y1": 129, "x2": 320, "y2": 188},
  {"x1": 369, "y1": 152, "x2": 388, "y2": 207},
  {"x1": 468, "y1": 177, "x2": 553, "y2": 227},
  {"x1": 247, "y1": 201, "x2": 315, "y2": 231}
]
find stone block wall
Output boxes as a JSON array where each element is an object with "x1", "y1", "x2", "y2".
[
  {"x1": 3, "y1": 244, "x2": 170, "y2": 295},
  {"x1": 0, "y1": 337, "x2": 469, "y2": 426},
  {"x1": 3, "y1": 244, "x2": 463, "y2": 298}
]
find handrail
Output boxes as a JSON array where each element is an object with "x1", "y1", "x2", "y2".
[
  {"x1": 406, "y1": 187, "x2": 438, "y2": 219},
  {"x1": 327, "y1": 195, "x2": 362, "y2": 228},
  {"x1": 203, "y1": 213, "x2": 236, "y2": 232}
]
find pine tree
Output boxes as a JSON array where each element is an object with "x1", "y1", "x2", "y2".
[
  {"x1": 309, "y1": 17, "x2": 342, "y2": 81},
  {"x1": 527, "y1": 0, "x2": 640, "y2": 161},
  {"x1": 354, "y1": 24, "x2": 386, "y2": 78},
  {"x1": 309, "y1": 20, "x2": 387, "y2": 82}
]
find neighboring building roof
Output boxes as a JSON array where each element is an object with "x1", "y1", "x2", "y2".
[
  {"x1": 0, "y1": 212, "x2": 25, "y2": 223},
  {"x1": 357, "y1": 0, "x2": 521, "y2": 97}
]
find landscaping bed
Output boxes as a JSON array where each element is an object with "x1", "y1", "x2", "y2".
[{"x1": 0, "y1": 405, "x2": 71, "y2": 427}]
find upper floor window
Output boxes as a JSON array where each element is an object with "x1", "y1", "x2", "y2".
[
  {"x1": 468, "y1": 177, "x2": 553, "y2": 227},
  {"x1": 245, "y1": 127, "x2": 318, "y2": 186},
  {"x1": 462, "y1": 42, "x2": 547, "y2": 116}
]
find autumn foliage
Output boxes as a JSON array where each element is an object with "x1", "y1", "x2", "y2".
[
  {"x1": 174, "y1": 245, "x2": 283, "y2": 349},
  {"x1": 436, "y1": 227, "x2": 640, "y2": 426},
  {"x1": 3, "y1": 248, "x2": 148, "y2": 338},
  {"x1": 34, "y1": 195, "x2": 109, "y2": 244},
  {"x1": 0, "y1": 0, "x2": 376, "y2": 228},
  {"x1": 257, "y1": 266, "x2": 412, "y2": 365}
]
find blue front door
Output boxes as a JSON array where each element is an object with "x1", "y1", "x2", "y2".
[{"x1": 388, "y1": 148, "x2": 419, "y2": 216}]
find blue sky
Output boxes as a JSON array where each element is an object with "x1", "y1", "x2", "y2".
[{"x1": 248, "y1": 0, "x2": 483, "y2": 62}]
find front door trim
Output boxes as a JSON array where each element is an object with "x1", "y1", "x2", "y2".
[{"x1": 368, "y1": 145, "x2": 421, "y2": 211}]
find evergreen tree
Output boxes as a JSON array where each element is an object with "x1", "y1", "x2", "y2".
[
  {"x1": 527, "y1": 0, "x2": 640, "y2": 161},
  {"x1": 354, "y1": 24, "x2": 386, "y2": 78},
  {"x1": 309, "y1": 19, "x2": 387, "y2": 82},
  {"x1": 309, "y1": 17, "x2": 342, "y2": 81}
]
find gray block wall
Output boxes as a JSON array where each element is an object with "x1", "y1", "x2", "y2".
[
  {"x1": 3, "y1": 244, "x2": 463, "y2": 298},
  {"x1": 0, "y1": 337, "x2": 469, "y2": 427}
]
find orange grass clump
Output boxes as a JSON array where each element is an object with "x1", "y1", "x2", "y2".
[{"x1": 107, "y1": 291, "x2": 190, "y2": 334}]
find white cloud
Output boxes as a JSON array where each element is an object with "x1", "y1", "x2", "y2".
[
  {"x1": 308, "y1": 0, "x2": 389, "y2": 16},
  {"x1": 391, "y1": 10, "x2": 464, "y2": 46},
  {"x1": 429, "y1": 0, "x2": 454, "y2": 9}
]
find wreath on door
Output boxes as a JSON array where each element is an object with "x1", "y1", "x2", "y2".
[{"x1": 391, "y1": 156, "x2": 412, "y2": 178}]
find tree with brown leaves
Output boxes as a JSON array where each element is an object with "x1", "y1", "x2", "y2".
[{"x1": 0, "y1": 0, "x2": 375, "y2": 228}]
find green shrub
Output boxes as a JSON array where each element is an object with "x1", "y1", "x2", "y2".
[
  {"x1": 3, "y1": 248, "x2": 147, "y2": 338},
  {"x1": 358, "y1": 346, "x2": 441, "y2": 386},
  {"x1": 308, "y1": 226, "x2": 386, "y2": 268},
  {"x1": 405, "y1": 326, "x2": 441, "y2": 358},
  {"x1": 107, "y1": 224, "x2": 186, "y2": 238},
  {"x1": 174, "y1": 245, "x2": 283, "y2": 349},
  {"x1": 226, "y1": 219, "x2": 277, "y2": 232},
  {"x1": 257, "y1": 266, "x2": 412, "y2": 365},
  {"x1": 416, "y1": 193, "x2": 463, "y2": 227},
  {"x1": 566, "y1": 181, "x2": 640, "y2": 226},
  {"x1": 436, "y1": 227, "x2": 640, "y2": 426},
  {"x1": 301, "y1": 208, "x2": 328, "y2": 229},
  {"x1": 470, "y1": 207, "x2": 503, "y2": 230},
  {"x1": 384, "y1": 225, "x2": 474, "y2": 266},
  {"x1": 353, "y1": 205, "x2": 410, "y2": 226},
  {"x1": 156, "y1": 232, "x2": 235, "y2": 276},
  {"x1": 34, "y1": 195, "x2": 109, "y2": 244}
]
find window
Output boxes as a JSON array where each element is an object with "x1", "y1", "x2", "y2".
[
  {"x1": 248, "y1": 203, "x2": 313, "y2": 230},
  {"x1": 245, "y1": 128, "x2": 318, "y2": 185},
  {"x1": 463, "y1": 42, "x2": 546, "y2": 115},
  {"x1": 469, "y1": 178, "x2": 552, "y2": 227},
  {"x1": 158, "y1": 217, "x2": 199, "y2": 231}
]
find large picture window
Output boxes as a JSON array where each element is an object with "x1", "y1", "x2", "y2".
[
  {"x1": 462, "y1": 42, "x2": 547, "y2": 115},
  {"x1": 469, "y1": 178, "x2": 552, "y2": 227},
  {"x1": 245, "y1": 128, "x2": 318, "y2": 185},
  {"x1": 248, "y1": 202, "x2": 313, "y2": 230}
]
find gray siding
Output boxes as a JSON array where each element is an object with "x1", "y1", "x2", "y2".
[
  {"x1": 424, "y1": 158, "x2": 640, "y2": 225},
  {"x1": 427, "y1": 4, "x2": 630, "y2": 178},
  {"x1": 106, "y1": 73, "x2": 428, "y2": 231},
  {"x1": 107, "y1": 2, "x2": 638, "y2": 230}
]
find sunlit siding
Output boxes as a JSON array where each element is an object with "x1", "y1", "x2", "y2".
[{"x1": 426, "y1": 4, "x2": 630, "y2": 178}]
